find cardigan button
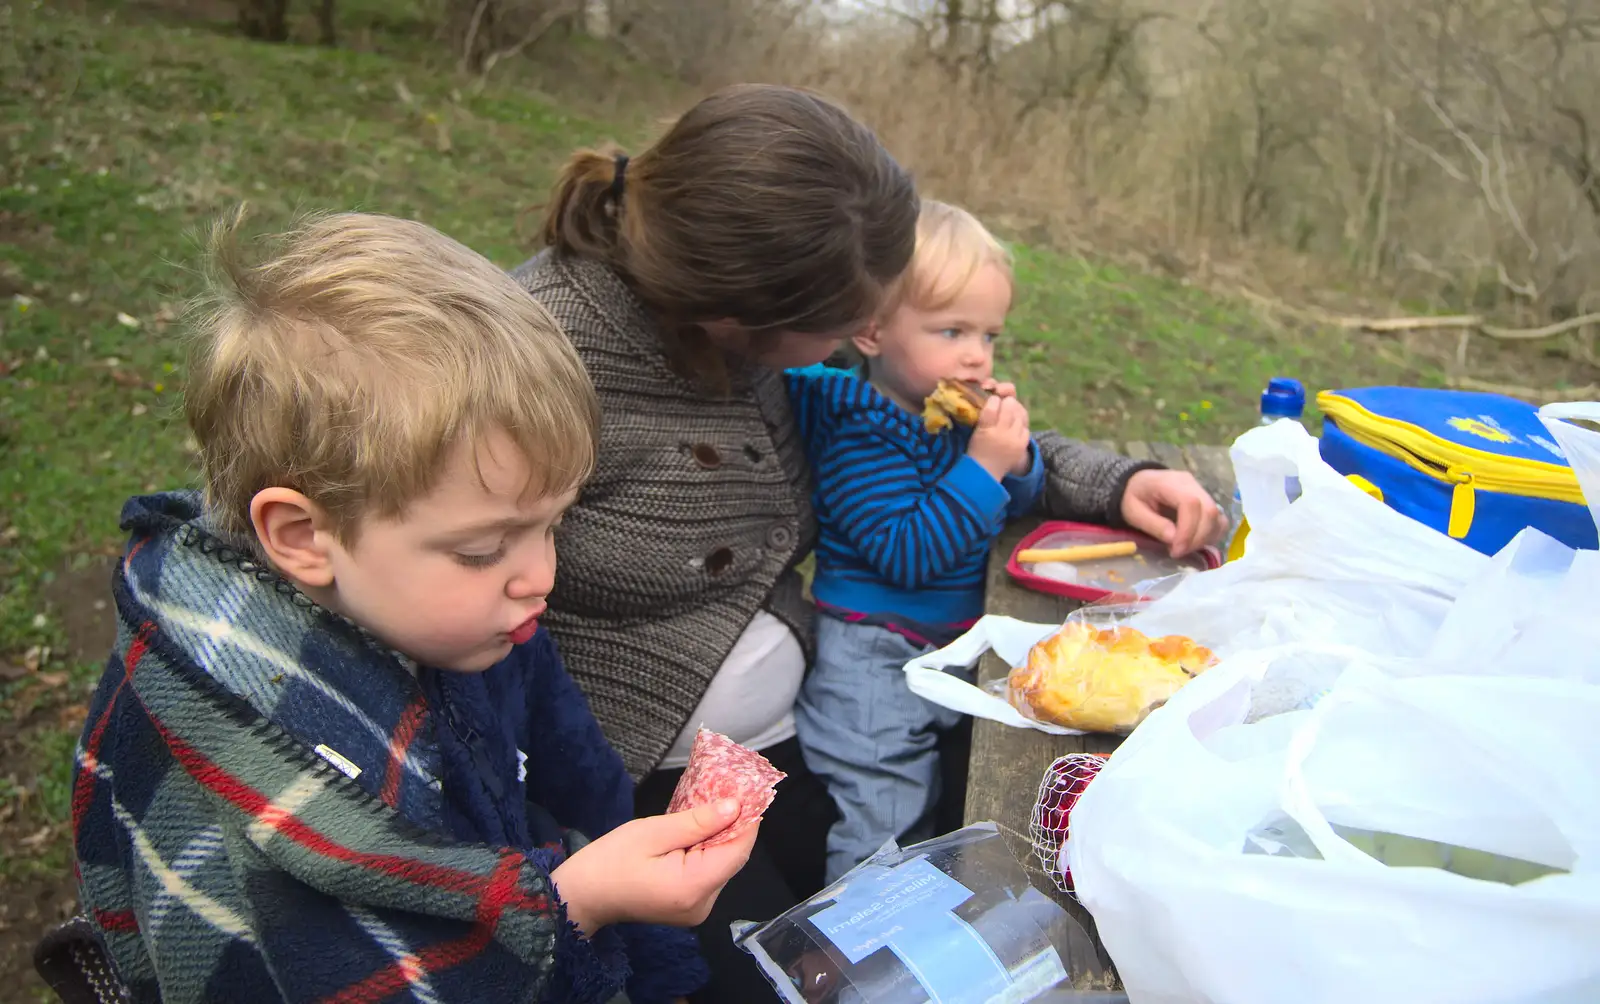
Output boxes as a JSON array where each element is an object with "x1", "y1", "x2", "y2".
[
  {"x1": 705, "y1": 547, "x2": 734, "y2": 575},
  {"x1": 691, "y1": 443, "x2": 722, "y2": 469},
  {"x1": 765, "y1": 523, "x2": 795, "y2": 550}
]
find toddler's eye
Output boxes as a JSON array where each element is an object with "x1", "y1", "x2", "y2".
[
  {"x1": 453, "y1": 546, "x2": 506, "y2": 569},
  {"x1": 940, "y1": 327, "x2": 962, "y2": 339}
]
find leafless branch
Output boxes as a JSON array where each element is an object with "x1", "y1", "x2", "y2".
[
  {"x1": 459, "y1": 0, "x2": 490, "y2": 75},
  {"x1": 1481, "y1": 311, "x2": 1600, "y2": 340},
  {"x1": 480, "y1": 2, "x2": 579, "y2": 76}
]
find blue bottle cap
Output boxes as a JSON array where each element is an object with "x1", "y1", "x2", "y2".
[{"x1": 1262, "y1": 377, "x2": 1306, "y2": 419}]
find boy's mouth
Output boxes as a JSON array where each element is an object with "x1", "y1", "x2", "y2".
[{"x1": 508, "y1": 606, "x2": 545, "y2": 645}]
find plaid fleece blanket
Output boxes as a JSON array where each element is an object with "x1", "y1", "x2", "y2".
[{"x1": 72, "y1": 493, "x2": 700, "y2": 1003}]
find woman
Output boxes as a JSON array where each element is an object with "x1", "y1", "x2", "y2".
[{"x1": 515, "y1": 83, "x2": 1223, "y2": 1001}]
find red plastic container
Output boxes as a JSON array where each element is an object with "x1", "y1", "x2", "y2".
[{"x1": 1005, "y1": 521, "x2": 1221, "y2": 604}]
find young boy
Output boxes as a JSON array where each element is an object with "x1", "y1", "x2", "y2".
[
  {"x1": 788, "y1": 201, "x2": 1175, "y2": 883},
  {"x1": 63, "y1": 212, "x2": 752, "y2": 1003}
]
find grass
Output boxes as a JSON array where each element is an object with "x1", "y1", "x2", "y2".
[
  {"x1": 1001, "y1": 245, "x2": 1439, "y2": 445},
  {"x1": 0, "y1": 0, "x2": 1449, "y2": 896}
]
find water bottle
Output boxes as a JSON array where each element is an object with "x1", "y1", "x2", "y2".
[{"x1": 1224, "y1": 377, "x2": 1307, "y2": 562}]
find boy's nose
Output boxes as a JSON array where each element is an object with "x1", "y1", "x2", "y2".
[{"x1": 506, "y1": 563, "x2": 554, "y2": 600}]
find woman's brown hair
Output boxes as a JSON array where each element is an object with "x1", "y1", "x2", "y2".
[{"x1": 542, "y1": 84, "x2": 918, "y2": 383}]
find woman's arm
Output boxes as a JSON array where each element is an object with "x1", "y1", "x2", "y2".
[{"x1": 1032, "y1": 430, "x2": 1162, "y2": 525}]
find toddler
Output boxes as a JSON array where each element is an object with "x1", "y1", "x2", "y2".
[{"x1": 788, "y1": 201, "x2": 1043, "y2": 882}]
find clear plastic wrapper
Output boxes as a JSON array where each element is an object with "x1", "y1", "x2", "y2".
[
  {"x1": 985, "y1": 581, "x2": 1218, "y2": 734},
  {"x1": 1015, "y1": 528, "x2": 1206, "y2": 596},
  {"x1": 733, "y1": 823, "x2": 1125, "y2": 1004}
]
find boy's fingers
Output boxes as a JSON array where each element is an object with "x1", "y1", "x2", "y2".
[
  {"x1": 690, "y1": 823, "x2": 759, "y2": 877},
  {"x1": 640, "y1": 800, "x2": 740, "y2": 855}
]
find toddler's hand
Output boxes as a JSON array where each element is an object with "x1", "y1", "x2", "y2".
[
  {"x1": 968, "y1": 394, "x2": 1032, "y2": 480},
  {"x1": 551, "y1": 799, "x2": 756, "y2": 936},
  {"x1": 979, "y1": 378, "x2": 1018, "y2": 400}
]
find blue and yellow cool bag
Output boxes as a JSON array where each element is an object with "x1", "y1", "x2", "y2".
[{"x1": 1318, "y1": 387, "x2": 1596, "y2": 555}]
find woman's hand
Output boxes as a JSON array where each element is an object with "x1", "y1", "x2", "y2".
[
  {"x1": 1120, "y1": 469, "x2": 1226, "y2": 558},
  {"x1": 551, "y1": 800, "x2": 757, "y2": 936}
]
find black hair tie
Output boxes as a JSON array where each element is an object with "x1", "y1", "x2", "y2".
[{"x1": 610, "y1": 153, "x2": 629, "y2": 205}]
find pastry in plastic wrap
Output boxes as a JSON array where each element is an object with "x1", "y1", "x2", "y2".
[{"x1": 1007, "y1": 622, "x2": 1217, "y2": 733}]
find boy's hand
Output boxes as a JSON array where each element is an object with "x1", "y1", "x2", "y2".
[
  {"x1": 551, "y1": 799, "x2": 756, "y2": 936},
  {"x1": 968, "y1": 392, "x2": 1032, "y2": 481}
]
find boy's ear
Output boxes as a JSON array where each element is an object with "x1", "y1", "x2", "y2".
[
  {"x1": 249, "y1": 488, "x2": 336, "y2": 589},
  {"x1": 852, "y1": 321, "x2": 883, "y2": 358}
]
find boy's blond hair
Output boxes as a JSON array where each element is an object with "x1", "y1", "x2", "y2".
[
  {"x1": 885, "y1": 199, "x2": 1013, "y2": 316},
  {"x1": 186, "y1": 210, "x2": 598, "y2": 543}
]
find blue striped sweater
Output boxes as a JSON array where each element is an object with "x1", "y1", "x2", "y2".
[{"x1": 787, "y1": 366, "x2": 1044, "y2": 630}]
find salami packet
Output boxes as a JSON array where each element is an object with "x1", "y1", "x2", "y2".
[{"x1": 731, "y1": 823, "x2": 1127, "y2": 1003}]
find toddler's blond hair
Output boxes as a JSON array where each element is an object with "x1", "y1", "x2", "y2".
[
  {"x1": 185, "y1": 209, "x2": 598, "y2": 543},
  {"x1": 886, "y1": 199, "x2": 1013, "y2": 316}
]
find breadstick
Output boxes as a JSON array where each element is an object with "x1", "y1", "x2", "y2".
[{"x1": 1017, "y1": 541, "x2": 1139, "y2": 564}]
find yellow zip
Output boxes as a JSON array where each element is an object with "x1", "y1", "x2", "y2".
[{"x1": 1320, "y1": 392, "x2": 1583, "y2": 540}]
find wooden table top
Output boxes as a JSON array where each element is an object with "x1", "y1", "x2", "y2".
[{"x1": 964, "y1": 441, "x2": 1237, "y2": 974}]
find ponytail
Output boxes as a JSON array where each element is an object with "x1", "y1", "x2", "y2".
[
  {"x1": 535, "y1": 85, "x2": 918, "y2": 392},
  {"x1": 541, "y1": 147, "x2": 626, "y2": 258}
]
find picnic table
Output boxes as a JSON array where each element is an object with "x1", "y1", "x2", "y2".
[{"x1": 963, "y1": 441, "x2": 1237, "y2": 975}]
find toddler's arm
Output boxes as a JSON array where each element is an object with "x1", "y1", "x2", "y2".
[
  {"x1": 816, "y1": 427, "x2": 1011, "y2": 589},
  {"x1": 1003, "y1": 440, "x2": 1046, "y2": 519}
]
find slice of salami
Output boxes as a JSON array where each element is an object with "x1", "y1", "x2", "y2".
[{"x1": 666, "y1": 728, "x2": 787, "y2": 848}]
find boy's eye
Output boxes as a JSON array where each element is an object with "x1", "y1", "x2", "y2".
[
  {"x1": 453, "y1": 546, "x2": 506, "y2": 569},
  {"x1": 985, "y1": 331, "x2": 1002, "y2": 344},
  {"x1": 940, "y1": 327, "x2": 962, "y2": 339}
]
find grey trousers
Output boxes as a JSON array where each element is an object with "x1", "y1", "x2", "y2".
[{"x1": 795, "y1": 615, "x2": 969, "y2": 884}]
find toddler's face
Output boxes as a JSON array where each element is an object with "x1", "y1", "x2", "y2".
[
  {"x1": 859, "y1": 261, "x2": 1011, "y2": 413},
  {"x1": 324, "y1": 430, "x2": 575, "y2": 673}
]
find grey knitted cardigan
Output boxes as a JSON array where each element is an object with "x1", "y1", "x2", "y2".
[{"x1": 513, "y1": 251, "x2": 1158, "y2": 778}]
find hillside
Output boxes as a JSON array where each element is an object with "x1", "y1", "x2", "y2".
[{"x1": 0, "y1": 1, "x2": 1496, "y2": 996}]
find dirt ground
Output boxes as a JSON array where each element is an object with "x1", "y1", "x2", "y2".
[{"x1": 0, "y1": 559, "x2": 118, "y2": 1003}]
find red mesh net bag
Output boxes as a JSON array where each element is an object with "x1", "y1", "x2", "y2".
[{"x1": 1029, "y1": 752, "x2": 1110, "y2": 897}]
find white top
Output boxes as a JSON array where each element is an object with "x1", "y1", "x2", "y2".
[{"x1": 657, "y1": 610, "x2": 805, "y2": 769}]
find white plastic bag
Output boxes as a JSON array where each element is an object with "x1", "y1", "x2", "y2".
[
  {"x1": 902, "y1": 616, "x2": 1080, "y2": 734},
  {"x1": 1540, "y1": 401, "x2": 1600, "y2": 529},
  {"x1": 1426, "y1": 527, "x2": 1600, "y2": 684},
  {"x1": 1126, "y1": 421, "x2": 1489, "y2": 657},
  {"x1": 1422, "y1": 402, "x2": 1600, "y2": 684},
  {"x1": 1067, "y1": 647, "x2": 1600, "y2": 1004}
]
